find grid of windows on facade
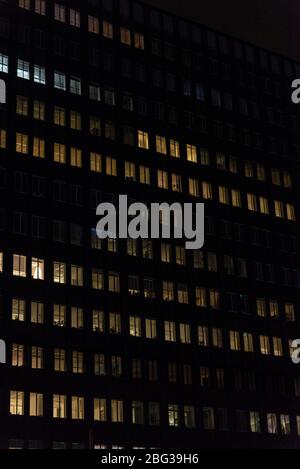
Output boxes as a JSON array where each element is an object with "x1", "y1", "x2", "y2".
[
  {"x1": 7, "y1": 390, "x2": 300, "y2": 437},
  {"x1": 0, "y1": 0, "x2": 299, "y2": 450},
  {"x1": 0, "y1": 124, "x2": 297, "y2": 221}
]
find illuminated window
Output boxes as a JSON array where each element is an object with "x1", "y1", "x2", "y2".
[
  {"x1": 269, "y1": 300, "x2": 279, "y2": 318},
  {"x1": 90, "y1": 152, "x2": 102, "y2": 173},
  {"x1": 179, "y1": 323, "x2": 191, "y2": 344},
  {"x1": 283, "y1": 172, "x2": 292, "y2": 188},
  {"x1": 30, "y1": 393, "x2": 43, "y2": 417},
  {"x1": 33, "y1": 137, "x2": 45, "y2": 159},
  {"x1": 161, "y1": 243, "x2": 171, "y2": 263},
  {"x1": 0, "y1": 53, "x2": 8, "y2": 73},
  {"x1": 109, "y1": 272, "x2": 120, "y2": 292},
  {"x1": 285, "y1": 303, "x2": 295, "y2": 322},
  {"x1": 16, "y1": 95, "x2": 29, "y2": 116},
  {"x1": 230, "y1": 331, "x2": 240, "y2": 351},
  {"x1": 164, "y1": 321, "x2": 176, "y2": 342},
  {"x1": 162, "y1": 281, "x2": 174, "y2": 302},
  {"x1": 12, "y1": 344, "x2": 24, "y2": 367},
  {"x1": 247, "y1": 193, "x2": 257, "y2": 212},
  {"x1": 245, "y1": 162, "x2": 254, "y2": 178},
  {"x1": 109, "y1": 312, "x2": 121, "y2": 334},
  {"x1": 70, "y1": 9, "x2": 80, "y2": 27},
  {"x1": 120, "y1": 27, "x2": 131, "y2": 45},
  {"x1": 53, "y1": 395, "x2": 67, "y2": 419},
  {"x1": 168, "y1": 404, "x2": 179, "y2": 427},
  {"x1": 31, "y1": 258, "x2": 44, "y2": 280},
  {"x1": 171, "y1": 174, "x2": 182, "y2": 192},
  {"x1": 33, "y1": 100, "x2": 45, "y2": 120},
  {"x1": 125, "y1": 161, "x2": 136, "y2": 181},
  {"x1": 198, "y1": 326, "x2": 209, "y2": 347},
  {"x1": 286, "y1": 203, "x2": 296, "y2": 221},
  {"x1": 210, "y1": 289, "x2": 220, "y2": 309},
  {"x1": 16, "y1": 133, "x2": 28, "y2": 154},
  {"x1": 64, "y1": 312, "x2": 77, "y2": 339},
  {"x1": 256, "y1": 298, "x2": 267, "y2": 317},
  {"x1": 156, "y1": 135, "x2": 167, "y2": 154},
  {"x1": 70, "y1": 147, "x2": 82, "y2": 168},
  {"x1": 106, "y1": 156, "x2": 117, "y2": 176},
  {"x1": 90, "y1": 116, "x2": 101, "y2": 136},
  {"x1": 35, "y1": 0, "x2": 46, "y2": 15},
  {"x1": 273, "y1": 337, "x2": 283, "y2": 357},
  {"x1": 178, "y1": 284, "x2": 189, "y2": 304},
  {"x1": 260, "y1": 335, "x2": 270, "y2": 355},
  {"x1": 13, "y1": 254, "x2": 26, "y2": 277},
  {"x1": 242, "y1": 332, "x2": 253, "y2": 353},
  {"x1": 54, "y1": 4, "x2": 65, "y2": 22},
  {"x1": 107, "y1": 239, "x2": 117, "y2": 253},
  {"x1": 145, "y1": 319, "x2": 157, "y2": 340},
  {"x1": 267, "y1": 414, "x2": 278, "y2": 434},
  {"x1": 272, "y1": 169, "x2": 281, "y2": 186},
  {"x1": 219, "y1": 186, "x2": 230, "y2": 205},
  {"x1": 12, "y1": 298, "x2": 25, "y2": 321},
  {"x1": 94, "y1": 354, "x2": 106, "y2": 376},
  {"x1": 259, "y1": 197, "x2": 269, "y2": 214},
  {"x1": 157, "y1": 170, "x2": 168, "y2": 189},
  {"x1": 94, "y1": 399, "x2": 107, "y2": 421},
  {"x1": 129, "y1": 316, "x2": 142, "y2": 337},
  {"x1": 88, "y1": 16, "x2": 99, "y2": 34},
  {"x1": 257, "y1": 164, "x2": 266, "y2": 181},
  {"x1": 212, "y1": 328, "x2": 223, "y2": 348},
  {"x1": 134, "y1": 32, "x2": 144, "y2": 49},
  {"x1": 139, "y1": 165, "x2": 150, "y2": 185},
  {"x1": 195, "y1": 287, "x2": 206, "y2": 307},
  {"x1": 30, "y1": 301, "x2": 44, "y2": 324},
  {"x1": 53, "y1": 261, "x2": 66, "y2": 284},
  {"x1": 53, "y1": 143, "x2": 66, "y2": 164},
  {"x1": 229, "y1": 157, "x2": 238, "y2": 174},
  {"x1": 31, "y1": 346, "x2": 43, "y2": 369},
  {"x1": 54, "y1": 348, "x2": 66, "y2": 371},
  {"x1": 54, "y1": 71, "x2": 66, "y2": 90},
  {"x1": 19, "y1": 0, "x2": 30, "y2": 9},
  {"x1": 53, "y1": 304, "x2": 66, "y2": 327},
  {"x1": 231, "y1": 189, "x2": 241, "y2": 207},
  {"x1": 92, "y1": 310, "x2": 104, "y2": 333},
  {"x1": 202, "y1": 182, "x2": 213, "y2": 200},
  {"x1": 216, "y1": 153, "x2": 226, "y2": 170},
  {"x1": 138, "y1": 130, "x2": 149, "y2": 149},
  {"x1": 132, "y1": 401, "x2": 144, "y2": 424},
  {"x1": 70, "y1": 77, "x2": 81, "y2": 95},
  {"x1": 127, "y1": 238, "x2": 139, "y2": 258},
  {"x1": 17, "y1": 60, "x2": 30, "y2": 80},
  {"x1": 144, "y1": 278, "x2": 155, "y2": 299},
  {"x1": 169, "y1": 139, "x2": 180, "y2": 158},
  {"x1": 274, "y1": 200, "x2": 285, "y2": 218},
  {"x1": 70, "y1": 111, "x2": 81, "y2": 131},
  {"x1": 186, "y1": 144, "x2": 197, "y2": 163},
  {"x1": 33, "y1": 65, "x2": 46, "y2": 84},
  {"x1": 10, "y1": 391, "x2": 24, "y2": 415},
  {"x1": 189, "y1": 178, "x2": 199, "y2": 197},
  {"x1": 0, "y1": 129, "x2": 6, "y2": 149},
  {"x1": 70, "y1": 265, "x2": 83, "y2": 287},
  {"x1": 72, "y1": 351, "x2": 84, "y2": 374},
  {"x1": 250, "y1": 411, "x2": 261, "y2": 433},
  {"x1": 111, "y1": 400, "x2": 123, "y2": 423},
  {"x1": 280, "y1": 415, "x2": 291, "y2": 435},
  {"x1": 92, "y1": 269, "x2": 104, "y2": 290},
  {"x1": 103, "y1": 21, "x2": 113, "y2": 39}
]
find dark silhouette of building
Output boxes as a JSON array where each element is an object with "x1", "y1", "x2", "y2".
[{"x1": 0, "y1": 0, "x2": 300, "y2": 449}]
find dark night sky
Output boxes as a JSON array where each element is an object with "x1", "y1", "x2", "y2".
[{"x1": 142, "y1": 0, "x2": 300, "y2": 62}]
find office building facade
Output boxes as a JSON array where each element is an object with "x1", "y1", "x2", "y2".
[{"x1": 0, "y1": 0, "x2": 300, "y2": 449}]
